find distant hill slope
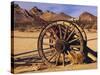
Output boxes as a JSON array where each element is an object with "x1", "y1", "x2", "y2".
[
  {"x1": 40, "y1": 11, "x2": 73, "y2": 21},
  {"x1": 79, "y1": 12, "x2": 97, "y2": 29}
]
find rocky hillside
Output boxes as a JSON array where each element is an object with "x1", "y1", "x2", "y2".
[
  {"x1": 29, "y1": 6, "x2": 43, "y2": 16},
  {"x1": 12, "y1": 3, "x2": 97, "y2": 31},
  {"x1": 12, "y1": 4, "x2": 47, "y2": 31},
  {"x1": 13, "y1": 4, "x2": 33, "y2": 26},
  {"x1": 40, "y1": 11, "x2": 72, "y2": 21},
  {"x1": 79, "y1": 12, "x2": 97, "y2": 29}
]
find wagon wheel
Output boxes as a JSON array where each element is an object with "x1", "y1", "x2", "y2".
[{"x1": 38, "y1": 20, "x2": 84, "y2": 66}]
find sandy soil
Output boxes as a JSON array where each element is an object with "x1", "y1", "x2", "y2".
[
  {"x1": 12, "y1": 31, "x2": 40, "y2": 54},
  {"x1": 12, "y1": 30, "x2": 97, "y2": 73},
  {"x1": 12, "y1": 30, "x2": 97, "y2": 54}
]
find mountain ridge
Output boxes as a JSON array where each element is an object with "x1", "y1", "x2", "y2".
[{"x1": 12, "y1": 3, "x2": 97, "y2": 31}]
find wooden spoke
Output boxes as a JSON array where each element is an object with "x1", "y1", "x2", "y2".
[
  {"x1": 62, "y1": 52, "x2": 65, "y2": 66},
  {"x1": 70, "y1": 45, "x2": 81, "y2": 48},
  {"x1": 45, "y1": 34, "x2": 56, "y2": 42},
  {"x1": 42, "y1": 48, "x2": 51, "y2": 50},
  {"x1": 56, "y1": 53, "x2": 60, "y2": 65},
  {"x1": 45, "y1": 32, "x2": 54, "y2": 39},
  {"x1": 42, "y1": 48, "x2": 55, "y2": 55},
  {"x1": 50, "y1": 28, "x2": 59, "y2": 40},
  {"x1": 66, "y1": 27, "x2": 75, "y2": 41},
  {"x1": 63, "y1": 26, "x2": 68, "y2": 40},
  {"x1": 42, "y1": 48, "x2": 55, "y2": 51},
  {"x1": 58, "y1": 25, "x2": 63, "y2": 39},
  {"x1": 68, "y1": 38, "x2": 79, "y2": 44},
  {"x1": 45, "y1": 32, "x2": 51, "y2": 37},
  {"x1": 43, "y1": 42, "x2": 55, "y2": 46},
  {"x1": 48, "y1": 51, "x2": 57, "y2": 62},
  {"x1": 62, "y1": 22, "x2": 69, "y2": 40}
]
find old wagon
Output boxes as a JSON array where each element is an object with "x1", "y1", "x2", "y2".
[{"x1": 37, "y1": 20, "x2": 87, "y2": 66}]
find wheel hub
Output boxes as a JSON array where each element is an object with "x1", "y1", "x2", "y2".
[{"x1": 55, "y1": 40, "x2": 69, "y2": 53}]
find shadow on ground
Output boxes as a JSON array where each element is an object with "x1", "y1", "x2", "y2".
[{"x1": 11, "y1": 45, "x2": 97, "y2": 68}]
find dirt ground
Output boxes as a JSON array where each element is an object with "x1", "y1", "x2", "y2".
[{"x1": 11, "y1": 29, "x2": 97, "y2": 74}]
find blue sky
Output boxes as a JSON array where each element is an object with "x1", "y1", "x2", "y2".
[{"x1": 14, "y1": 1, "x2": 97, "y2": 17}]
